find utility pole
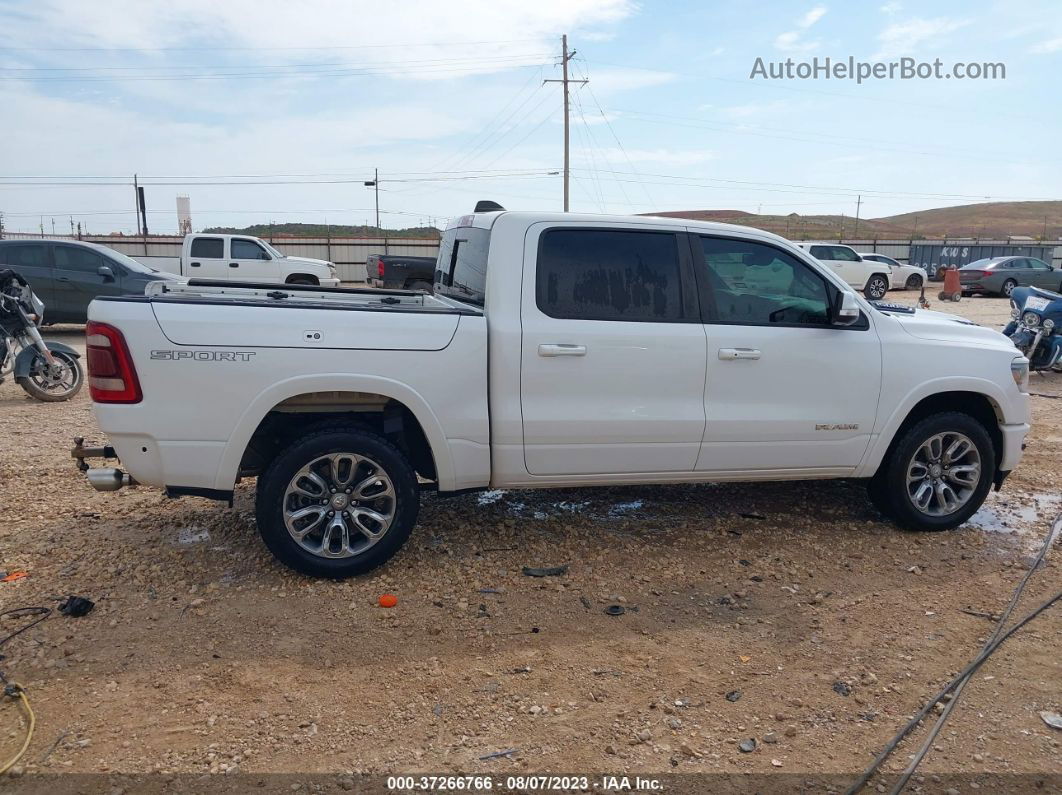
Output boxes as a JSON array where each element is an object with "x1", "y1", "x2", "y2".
[
  {"x1": 544, "y1": 35, "x2": 587, "y2": 211},
  {"x1": 364, "y1": 169, "x2": 380, "y2": 230},
  {"x1": 854, "y1": 194, "x2": 862, "y2": 237},
  {"x1": 133, "y1": 174, "x2": 142, "y2": 236}
]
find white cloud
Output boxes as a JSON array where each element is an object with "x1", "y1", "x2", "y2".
[
  {"x1": 774, "y1": 5, "x2": 827, "y2": 52},
  {"x1": 798, "y1": 6, "x2": 828, "y2": 28},
  {"x1": 872, "y1": 16, "x2": 969, "y2": 60},
  {"x1": 1031, "y1": 36, "x2": 1062, "y2": 53},
  {"x1": 880, "y1": 2, "x2": 902, "y2": 15},
  {"x1": 1, "y1": 0, "x2": 637, "y2": 79}
]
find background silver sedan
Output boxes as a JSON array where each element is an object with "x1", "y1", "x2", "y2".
[{"x1": 959, "y1": 256, "x2": 1062, "y2": 297}]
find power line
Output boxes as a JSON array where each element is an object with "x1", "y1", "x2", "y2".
[
  {"x1": 0, "y1": 38, "x2": 546, "y2": 52},
  {"x1": 0, "y1": 53, "x2": 552, "y2": 72},
  {"x1": 0, "y1": 58, "x2": 553, "y2": 83}
]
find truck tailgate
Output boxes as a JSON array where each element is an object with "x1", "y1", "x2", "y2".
[{"x1": 151, "y1": 301, "x2": 460, "y2": 350}]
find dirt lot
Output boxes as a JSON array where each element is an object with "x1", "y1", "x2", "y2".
[{"x1": 0, "y1": 292, "x2": 1059, "y2": 790}]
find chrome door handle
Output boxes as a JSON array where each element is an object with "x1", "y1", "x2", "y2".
[
  {"x1": 538, "y1": 343, "x2": 587, "y2": 357},
  {"x1": 718, "y1": 347, "x2": 761, "y2": 361}
]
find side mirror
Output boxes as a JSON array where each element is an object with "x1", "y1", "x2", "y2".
[
  {"x1": 832, "y1": 290, "x2": 861, "y2": 327},
  {"x1": 97, "y1": 265, "x2": 115, "y2": 281}
]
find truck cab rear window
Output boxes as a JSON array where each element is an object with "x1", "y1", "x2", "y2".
[
  {"x1": 191, "y1": 237, "x2": 224, "y2": 259},
  {"x1": 536, "y1": 229, "x2": 683, "y2": 322},
  {"x1": 434, "y1": 227, "x2": 489, "y2": 307}
]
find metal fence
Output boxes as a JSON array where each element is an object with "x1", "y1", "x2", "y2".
[
  {"x1": 812, "y1": 239, "x2": 1062, "y2": 269},
  {"x1": 0, "y1": 233, "x2": 441, "y2": 283},
  {"x1": 5, "y1": 232, "x2": 1060, "y2": 278}
]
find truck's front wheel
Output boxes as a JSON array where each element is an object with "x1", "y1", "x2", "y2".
[
  {"x1": 255, "y1": 426, "x2": 419, "y2": 578},
  {"x1": 871, "y1": 412, "x2": 995, "y2": 532}
]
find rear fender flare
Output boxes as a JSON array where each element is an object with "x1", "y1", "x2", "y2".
[
  {"x1": 13, "y1": 340, "x2": 80, "y2": 378},
  {"x1": 213, "y1": 373, "x2": 455, "y2": 491}
]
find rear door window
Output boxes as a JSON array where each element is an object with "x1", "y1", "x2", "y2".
[
  {"x1": 536, "y1": 228, "x2": 685, "y2": 322},
  {"x1": 190, "y1": 237, "x2": 224, "y2": 258},
  {"x1": 0, "y1": 243, "x2": 47, "y2": 268}
]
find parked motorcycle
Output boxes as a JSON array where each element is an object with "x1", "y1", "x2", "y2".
[
  {"x1": 0, "y1": 269, "x2": 84, "y2": 401},
  {"x1": 1003, "y1": 285, "x2": 1062, "y2": 373}
]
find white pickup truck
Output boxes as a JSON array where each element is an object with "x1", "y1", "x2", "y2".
[
  {"x1": 795, "y1": 242, "x2": 893, "y2": 300},
  {"x1": 74, "y1": 210, "x2": 1031, "y2": 578},
  {"x1": 132, "y1": 233, "x2": 340, "y2": 287}
]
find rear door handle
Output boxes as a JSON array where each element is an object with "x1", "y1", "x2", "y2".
[
  {"x1": 56, "y1": 276, "x2": 70, "y2": 282},
  {"x1": 229, "y1": 262, "x2": 239, "y2": 268},
  {"x1": 190, "y1": 262, "x2": 201, "y2": 267},
  {"x1": 538, "y1": 343, "x2": 587, "y2": 357},
  {"x1": 718, "y1": 347, "x2": 761, "y2": 361}
]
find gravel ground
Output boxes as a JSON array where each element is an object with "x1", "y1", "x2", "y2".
[{"x1": 0, "y1": 293, "x2": 1059, "y2": 788}]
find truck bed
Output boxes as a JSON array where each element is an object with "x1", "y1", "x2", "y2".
[{"x1": 88, "y1": 278, "x2": 490, "y2": 493}]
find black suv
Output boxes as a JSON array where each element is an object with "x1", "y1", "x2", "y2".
[{"x1": 0, "y1": 239, "x2": 177, "y2": 324}]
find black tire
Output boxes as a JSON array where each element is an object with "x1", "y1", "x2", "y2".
[
  {"x1": 872, "y1": 411, "x2": 995, "y2": 532},
  {"x1": 255, "y1": 424, "x2": 419, "y2": 578},
  {"x1": 864, "y1": 274, "x2": 889, "y2": 300},
  {"x1": 905, "y1": 274, "x2": 923, "y2": 290},
  {"x1": 866, "y1": 475, "x2": 895, "y2": 519},
  {"x1": 1001, "y1": 279, "x2": 1017, "y2": 297},
  {"x1": 287, "y1": 276, "x2": 318, "y2": 286},
  {"x1": 17, "y1": 350, "x2": 84, "y2": 402},
  {"x1": 407, "y1": 280, "x2": 432, "y2": 292}
]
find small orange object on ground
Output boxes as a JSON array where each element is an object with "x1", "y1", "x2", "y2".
[
  {"x1": 1, "y1": 571, "x2": 28, "y2": 582},
  {"x1": 378, "y1": 594, "x2": 398, "y2": 608}
]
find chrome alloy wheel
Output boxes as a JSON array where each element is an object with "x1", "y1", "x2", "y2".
[
  {"x1": 905, "y1": 432, "x2": 981, "y2": 517},
  {"x1": 282, "y1": 453, "x2": 396, "y2": 558}
]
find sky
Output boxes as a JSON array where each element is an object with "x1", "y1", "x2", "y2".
[{"x1": 0, "y1": 0, "x2": 1060, "y2": 234}]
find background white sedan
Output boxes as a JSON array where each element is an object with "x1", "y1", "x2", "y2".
[{"x1": 859, "y1": 253, "x2": 927, "y2": 291}]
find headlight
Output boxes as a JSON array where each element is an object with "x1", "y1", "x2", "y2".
[
  {"x1": 1022, "y1": 311, "x2": 1040, "y2": 328},
  {"x1": 1011, "y1": 357, "x2": 1030, "y2": 391},
  {"x1": 1045, "y1": 318, "x2": 1056, "y2": 331}
]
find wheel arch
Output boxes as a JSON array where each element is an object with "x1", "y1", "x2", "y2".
[
  {"x1": 214, "y1": 375, "x2": 454, "y2": 491},
  {"x1": 860, "y1": 387, "x2": 1005, "y2": 478},
  {"x1": 285, "y1": 273, "x2": 320, "y2": 285}
]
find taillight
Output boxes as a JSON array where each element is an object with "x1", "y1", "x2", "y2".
[
  {"x1": 85, "y1": 321, "x2": 142, "y2": 404},
  {"x1": 377, "y1": 259, "x2": 385, "y2": 278}
]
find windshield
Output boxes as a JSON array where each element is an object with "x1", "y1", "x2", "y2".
[
  {"x1": 965, "y1": 258, "x2": 997, "y2": 269},
  {"x1": 261, "y1": 240, "x2": 286, "y2": 259},
  {"x1": 98, "y1": 247, "x2": 162, "y2": 274}
]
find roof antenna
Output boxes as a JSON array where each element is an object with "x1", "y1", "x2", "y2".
[{"x1": 474, "y1": 200, "x2": 505, "y2": 213}]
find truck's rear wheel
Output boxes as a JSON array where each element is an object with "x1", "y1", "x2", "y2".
[
  {"x1": 871, "y1": 412, "x2": 994, "y2": 532},
  {"x1": 255, "y1": 425, "x2": 419, "y2": 578}
]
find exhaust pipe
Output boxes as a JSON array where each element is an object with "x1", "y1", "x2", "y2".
[{"x1": 86, "y1": 468, "x2": 135, "y2": 492}]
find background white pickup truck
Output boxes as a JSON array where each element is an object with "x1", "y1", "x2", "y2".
[
  {"x1": 132, "y1": 233, "x2": 340, "y2": 287},
  {"x1": 795, "y1": 242, "x2": 893, "y2": 300},
  {"x1": 76, "y1": 211, "x2": 1030, "y2": 578}
]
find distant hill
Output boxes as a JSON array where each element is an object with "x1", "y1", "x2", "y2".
[
  {"x1": 645, "y1": 200, "x2": 1062, "y2": 240},
  {"x1": 202, "y1": 222, "x2": 441, "y2": 239}
]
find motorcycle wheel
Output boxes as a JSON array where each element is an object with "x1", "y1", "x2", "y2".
[{"x1": 17, "y1": 350, "x2": 84, "y2": 402}]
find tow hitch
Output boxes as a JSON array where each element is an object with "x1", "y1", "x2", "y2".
[{"x1": 72, "y1": 436, "x2": 137, "y2": 491}]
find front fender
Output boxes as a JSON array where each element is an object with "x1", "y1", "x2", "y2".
[
  {"x1": 856, "y1": 376, "x2": 1022, "y2": 478},
  {"x1": 13, "y1": 340, "x2": 80, "y2": 378}
]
